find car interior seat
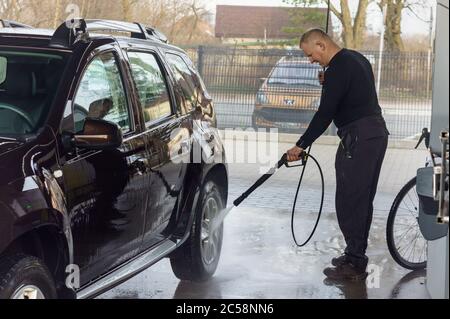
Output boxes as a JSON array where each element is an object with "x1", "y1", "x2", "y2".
[{"x1": 0, "y1": 63, "x2": 42, "y2": 134}]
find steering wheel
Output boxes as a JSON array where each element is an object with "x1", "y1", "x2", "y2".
[{"x1": 0, "y1": 102, "x2": 34, "y2": 131}]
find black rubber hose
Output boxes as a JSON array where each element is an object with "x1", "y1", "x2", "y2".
[
  {"x1": 232, "y1": 151, "x2": 325, "y2": 247},
  {"x1": 291, "y1": 148, "x2": 325, "y2": 247}
]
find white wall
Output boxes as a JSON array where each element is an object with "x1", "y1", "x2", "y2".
[
  {"x1": 430, "y1": 0, "x2": 449, "y2": 152},
  {"x1": 427, "y1": 0, "x2": 449, "y2": 300}
]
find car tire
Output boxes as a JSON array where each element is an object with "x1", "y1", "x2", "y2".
[
  {"x1": 0, "y1": 254, "x2": 57, "y2": 299},
  {"x1": 170, "y1": 180, "x2": 224, "y2": 282}
]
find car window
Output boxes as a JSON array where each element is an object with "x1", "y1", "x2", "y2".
[
  {"x1": 179, "y1": 53, "x2": 208, "y2": 92},
  {"x1": 73, "y1": 52, "x2": 131, "y2": 133},
  {"x1": 165, "y1": 53, "x2": 199, "y2": 111},
  {"x1": 268, "y1": 63, "x2": 321, "y2": 87},
  {"x1": 127, "y1": 51, "x2": 172, "y2": 126},
  {"x1": 0, "y1": 50, "x2": 68, "y2": 136},
  {"x1": 0, "y1": 57, "x2": 6, "y2": 85}
]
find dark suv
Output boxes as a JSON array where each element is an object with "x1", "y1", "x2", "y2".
[{"x1": 0, "y1": 19, "x2": 228, "y2": 299}]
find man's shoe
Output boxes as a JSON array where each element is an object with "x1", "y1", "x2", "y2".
[
  {"x1": 331, "y1": 254, "x2": 350, "y2": 267},
  {"x1": 323, "y1": 264, "x2": 368, "y2": 281}
]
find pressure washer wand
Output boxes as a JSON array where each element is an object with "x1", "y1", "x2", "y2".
[
  {"x1": 233, "y1": 154, "x2": 288, "y2": 207},
  {"x1": 210, "y1": 154, "x2": 290, "y2": 233},
  {"x1": 209, "y1": 150, "x2": 323, "y2": 249}
]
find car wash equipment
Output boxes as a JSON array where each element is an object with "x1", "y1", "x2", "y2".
[{"x1": 210, "y1": 148, "x2": 325, "y2": 247}]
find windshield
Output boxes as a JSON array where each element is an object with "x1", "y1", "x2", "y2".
[
  {"x1": 268, "y1": 63, "x2": 321, "y2": 87},
  {"x1": 0, "y1": 49, "x2": 68, "y2": 137}
]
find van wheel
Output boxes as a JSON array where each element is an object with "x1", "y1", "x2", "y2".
[
  {"x1": 171, "y1": 180, "x2": 224, "y2": 281},
  {"x1": 0, "y1": 254, "x2": 57, "y2": 299}
]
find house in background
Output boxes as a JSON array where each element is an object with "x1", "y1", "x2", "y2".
[{"x1": 215, "y1": 5, "x2": 330, "y2": 45}]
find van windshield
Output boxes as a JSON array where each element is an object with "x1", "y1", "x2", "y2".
[
  {"x1": 268, "y1": 63, "x2": 321, "y2": 87},
  {"x1": 0, "y1": 49, "x2": 68, "y2": 138}
]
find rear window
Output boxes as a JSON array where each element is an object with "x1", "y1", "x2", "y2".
[
  {"x1": 166, "y1": 53, "x2": 198, "y2": 111},
  {"x1": 127, "y1": 51, "x2": 172, "y2": 126},
  {"x1": 268, "y1": 63, "x2": 321, "y2": 87}
]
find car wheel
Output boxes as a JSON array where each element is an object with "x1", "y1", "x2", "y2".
[
  {"x1": 0, "y1": 254, "x2": 57, "y2": 299},
  {"x1": 170, "y1": 180, "x2": 224, "y2": 281}
]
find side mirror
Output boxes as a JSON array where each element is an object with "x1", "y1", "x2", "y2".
[
  {"x1": 259, "y1": 77, "x2": 267, "y2": 85},
  {"x1": 73, "y1": 118, "x2": 123, "y2": 150}
]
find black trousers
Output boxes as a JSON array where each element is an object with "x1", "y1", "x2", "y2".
[{"x1": 335, "y1": 116, "x2": 389, "y2": 270}]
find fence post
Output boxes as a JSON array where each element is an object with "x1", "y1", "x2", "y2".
[{"x1": 197, "y1": 45, "x2": 205, "y2": 77}]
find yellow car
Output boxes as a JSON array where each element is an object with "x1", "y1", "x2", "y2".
[{"x1": 252, "y1": 57, "x2": 322, "y2": 131}]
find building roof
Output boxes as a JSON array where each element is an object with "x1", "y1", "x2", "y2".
[{"x1": 215, "y1": 5, "x2": 330, "y2": 39}]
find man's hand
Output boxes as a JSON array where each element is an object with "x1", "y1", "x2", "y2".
[{"x1": 287, "y1": 146, "x2": 304, "y2": 162}]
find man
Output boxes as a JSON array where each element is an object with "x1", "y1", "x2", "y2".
[{"x1": 287, "y1": 29, "x2": 389, "y2": 281}]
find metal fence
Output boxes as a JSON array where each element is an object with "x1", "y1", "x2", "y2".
[{"x1": 185, "y1": 46, "x2": 433, "y2": 140}]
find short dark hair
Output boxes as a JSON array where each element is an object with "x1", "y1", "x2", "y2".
[{"x1": 300, "y1": 28, "x2": 330, "y2": 45}]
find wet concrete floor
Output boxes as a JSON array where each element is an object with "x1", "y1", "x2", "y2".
[
  {"x1": 98, "y1": 206, "x2": 429, "y2": 299},
  {"x1": 98, "y1": 144, "x2": 430, "y2": 299}
]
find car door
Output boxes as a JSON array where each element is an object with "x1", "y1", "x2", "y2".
[
  {"x1": 164, "y1": 51, "x2": 218, "y2": 164},
  {"x1": 60, "y1": 48, "x2": 148, "y2": 285},
  {"x1": 125, "y1": 48, "x2": 191, "y2": 250}
]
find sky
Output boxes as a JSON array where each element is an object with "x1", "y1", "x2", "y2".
[{"x1": 206, "y1": 0, "x2": 436, "y2": 36}]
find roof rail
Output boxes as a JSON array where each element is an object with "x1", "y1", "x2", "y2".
[
  {"x1": 84, "y1": 19, "x2": 148, "y2": 39},
  {"x1": 0, "y1": 19, "x2": 33, "y2": 28},
  {"x1": 87, "y1": 20, "x2": 169, "y2": 44},
  {"x1": 145, "y1": 26, "x2": 169, "y2": 44},
  {"x1": 50, "y1": 19, "x2": 168, "y2": 48}
]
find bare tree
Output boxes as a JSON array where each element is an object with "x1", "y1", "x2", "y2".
[
  {"x1": 284, "y1": 0, "x2": 371, "y2": 49},
  {"x1": 378, "y1": 0, "x2": 430, "y2": 51},
  {"x1": 1, "y1": 0, "x2": 21, "y2": 20},
  {"x1": 53, "y1": 0, "x2": 61, "y2": 28},
  {"x1": 1, "y1": 0, "x2": 215, "y2": 45},
  {"x1": 185, "y1": 0, "x2": 209, "y2": 42},
  {"x1": 122, "y1": 0, "x2": 140, "y2": 21}
]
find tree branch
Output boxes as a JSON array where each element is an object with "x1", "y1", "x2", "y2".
[
  {"x1": 405, "y1": 4, "x2": 431, "y2": 22},
  {"x1": 327, "y1": 1, "x2": 342, "y2": 20}
]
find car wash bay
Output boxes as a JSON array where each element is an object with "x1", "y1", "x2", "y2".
[{"x1": 98, "y1": 140, "x2": 430, "y2": 299}]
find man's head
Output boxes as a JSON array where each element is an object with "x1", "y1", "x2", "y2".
[{"x1": 300, "y1": 29, "x2": 340, "y2": 67}]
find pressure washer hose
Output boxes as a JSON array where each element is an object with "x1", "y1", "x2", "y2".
[
  {"x1": 291, "y1": 147, "x2": 325, "y2": 247},
  {"x1": 232, "y1": 148, "x2": 325, "y2": 247}
]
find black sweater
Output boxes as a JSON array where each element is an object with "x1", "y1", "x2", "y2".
[{"x1": 296, "y1": 49, "x2": 383, "y2": 149}]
